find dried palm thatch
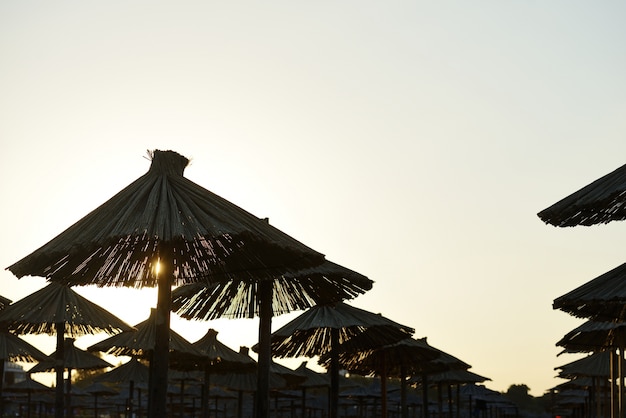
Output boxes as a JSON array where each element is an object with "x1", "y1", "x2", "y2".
[
  {"x1": 0, "y1": 283, "x2": 135, "y2": 336},
  {"x1": 192, "y1": 328, "x2": 255, "y2": 370},
  {"x1": 258, "y1": 302, "x2": 413, "y2": 418},
  {"x1": 553, "y1": 263, "x2": 626, "y2": 321},
  {"x1": 172, "y1": 261, "x2": 372, "y2": 320},
  {"x1": 261, "y1": 302, "x2": 414, "y2": 358},
  {"x1": 7, "y1": 150, "x2": 325, "y2": 287},
  {"x1": 555, "y1": 351, "x2": 612, "y2": 379},
  {"x1": 29, "y1": 338, "x2": 112, "y2": 373},
  {"x1": 0, "y1": 332, "x2": 46, "y2": 363},
  {"x1": 410, "y1": 368, "x2": 490, "y2": 385},
  {"x1": 94, "y1": 357, "x2": 150, "y2": 385},
  {"x1": 327, "y1": 337, "x2": 456, "y2": 378},
  {"x1": 537, "y1": 163, "x2": 626, "y2": 227},
  {"x1": 323, "y1": 337, "x2": 447, "y2": 418},
  {"x1": 556, "y1": 320, "x2": 626, "y2": 353},
  {"x1": 87, "y1": 308, "x2": 205, "y2": 360},
  {"x1": 0, "y1": 295, "x2": 11, "y2": 311}
]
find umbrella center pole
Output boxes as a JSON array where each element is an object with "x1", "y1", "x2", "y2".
[
  {"x1": 55, "y1": 323, "x2": 64, "y2": 418},
  {"x1": 256, "y1": 280, "x2": 273, "y2": 418},
  {"x1": 149, "y1": 245, "x2": 173, "y2": 418},
  {"x1": 330, "y1": 327, "x2": 340, "y2": 418}
]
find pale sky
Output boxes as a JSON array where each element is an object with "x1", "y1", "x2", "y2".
[{"x1": 1, "y1": 1, "x2": 626, "y2": 397}]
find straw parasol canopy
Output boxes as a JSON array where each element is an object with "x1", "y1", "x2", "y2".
[
  {"x1": 537, "y1": 162, "x2": 626, "y2": 227},
  {"x1": 553, "y1": 263, "x2": 626, "y2": 321},
  {"x1": 29, "y1": 338, "x2": 112, "y2": 418},
  {"x1": 555, "y1": 351, "x2": 612, "y2": 379},
  {"x1": 6, "y1": 150, "x2": 325, "y2": 287},
  {"x1": 172, "y1": 261, "x2": 372, "y2": 320},
  {"x1": 188, "y1": 328, "x2": 256, "y2": 418},
  {"x1": 28, "y1": 338, "x2": 113, "y2": 373},
  {"x1": 0, "y1": 282, "x2": 133, "y2": 418},
  {"x1": 261, "y1": 302, "x2": 414, "y2": 358},
  {"x1": 6, "y1": 149, "x2": 330, "y2": 418},
  {"x1": 556, "y1": 319, "x2": 626, "y2": 353},
  {"x1": 0, "y1": 330, "x2": 47, "y2": 416},
  {"x1": 94, "y1": 357, "x2": 150, "y2": 385},
  {"x1": 88, "y1": 308, "x2": 205, "y2": 360},
  {"x1": 328, "y1": 337, "x2": 462, "y2": 418},
  {"x1": 253, "y1": 301, "x2": 414, "y2": 418},
  {"x1": 0, "y1": 282, "x2": 134, "y2": 336},
  {"x1": 5, "y1": 376, "x2": 52, "y2": 418}
]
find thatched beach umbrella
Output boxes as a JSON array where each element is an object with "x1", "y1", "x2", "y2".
[
  {"x1": 172, "y1": 259, "x2": 373, "y2": 418},
  {"x1": 0, "y1": 282, "x2": 133, "y2": 418},
  {"x1": 94, "y1": 357, "x2": 150, "y2": 417},
  {"x1": 5, "y1": 376, "x2": 52, "y2": 418},
  {"x1": 254, "y1": 301, "x2": 413, "y2": 418},
  {"x1": 329, "y1": 337, "x2": 461, "y2": 418},
  {"x1": 410, "y1": 369, "x2": 490, "y2": 418},
  {"x1": 537, "y1": 162, "x2": 626, "y2": 227},
  {"x1": 0, "y1": 328, "x2": 47, "y2": 415},
  {"x1": 6, "y1": 149, "x2": 328, "y2": 418},
  {"x1": 554, "y1": 262, "x2": 626, "y2": 322},
  {"x1": 83, "y1": 382, "x2": 118, "y2": 418},
  {"x1": 89, "y1": 307, "x2": 206, "y2": 418},
  {"x1": 29, "y1": 338, "x2": 112, "y2": 418},
  {"x1": 189, "y1": 328, "x2": 255, "y2": 418},
  {"x1": 293, "y1": 361, "x2": 330, "y2": 417}
]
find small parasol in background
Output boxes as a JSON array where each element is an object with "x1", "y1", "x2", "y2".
[
  {"x1": 0, "y1": 282, "x2": 133, "y2": 418},
  {"x1": 4, "y1": 376, "x2": 52, "y2": 418},
  {"x1": 253, "y1": 301, "x2": 413, "y2": 418},
  {"x1": 82, "y1": 382, "x2": 118, "y2": 418},
  {"x1": 29, "y1": 338, "x2": 112, "y2": 418},
  {"x1": 327, "y1": 337, "x2": 463, "y2": 418},
  {"x1": 188, "y1": 328, "x2": 255, "y2": 418},
  {"x1": 0, "y1": 293, "x2": 47, "y2": 416},
  {"x1": 410, "y1": 368, "x2": 491, "y2": 418},
  {"x1": 88, "y1": 307, "x2": 206, "y2": 418},
  {"x1": 94, "y1": 357, "x2": 150, "y2": 418}
]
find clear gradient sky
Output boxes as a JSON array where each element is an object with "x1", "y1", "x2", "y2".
[{"x1": 1, "y1": 1, "x2": 626, "y2": 396}]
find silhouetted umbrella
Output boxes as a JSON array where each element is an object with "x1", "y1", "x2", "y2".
[
  {"x1": 172, "y1": 260, "x2": 372, "y2": 320},
  {"x1": 5, "y1": 376, "x2": 52, "y2": 418},
  {"x1": 0, "y1": 282, "x2": 133, "y2": 418},
  {"x1": 0, "y1": 327, "x2": 46, "y2": 415},
  {"x1": 556, "y1": 351, "x2": 612, "y2": 379},
  {"x1": 293, "y1": 362, "x2": 330, "y2": 417},
  {"x1": 554, "y1": 263, "x2": 626, "y2": 321},
  {"x1": 172, "y1": 259, "x2": 372, "y2": 418},
  {"x1": 83, "y1": 382, "x2": 118, "y2": 418},
  {"x1": 410, "y1": 369, "x2": 490, "y2": 418},
  {"x1": 89, "y1": 307, "x2": 205, "y2": 416},
  {"x1": 255, "y1": 301, "x2": 413, "y2": 418},
  {"x1": 188, "y1": 328, "x2": 255, "y2": 418},
  {"x1": 94, "y1": 358, "x2": 150, "y2": 418},
  {"x1": 29, "y1": 338, "x2": 112, "y2": 418},
  {"x1": 88, "y1": 308, "x2": 205, "y2": 360},
  {"x1": 537, "y1": 162, "x2": 626, "y2": 227},
  {"x1": 6, "y1": 149, "x2": 329, "y2": 418},
  {"x1": 557, "y1": 319, "x2": 626, "y2": 353},
  {"x1": 329, "y1": 337, "x2": 460, "y2": 418}
]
